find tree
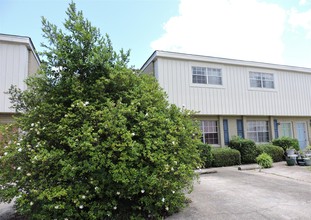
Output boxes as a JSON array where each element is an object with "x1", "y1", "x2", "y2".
[{"x1": 0, "y1": 3, "x2": 201, "y2": 219}]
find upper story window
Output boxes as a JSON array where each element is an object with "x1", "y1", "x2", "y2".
[
  {"x1": 192, "y1": 66, "x2": 222, "y2": 85},
  {"x1": 249, "y1": 72, "x2": 274, "y2": 89}
]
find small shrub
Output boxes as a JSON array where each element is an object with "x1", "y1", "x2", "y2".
[
  {"x1": 256, "y1": 144, "x2": 284, "y2": 162},
  {"x1": 211, "y1": 148, "x2": 241, "y2": 167},
  {"x1": 197, "y1": 143, "x2": 213, "y2": 168},
  {"x1": 229, "y1": 136, "x2": 260, "y2": 164},
  {"x1": 256, "y1": 153, "x2": 273, "y2": 168},
  {"x1": 272, "y1": 137, "x2": 299, "y2": 152}
]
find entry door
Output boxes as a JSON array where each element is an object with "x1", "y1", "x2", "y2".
[{"x1": 296, "y1": 122, "x2": 307, "y2": 150}]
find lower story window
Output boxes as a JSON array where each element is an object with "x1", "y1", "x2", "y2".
[
  {"x1": 279, "y1": 122, "x2": 292, "y2": 137},
  {"x1": 247, "y1": 120, "x2": 269, "y2": 142},
  {"x1": 201, "y1": 120, "x2": 219, "y2": 144}
]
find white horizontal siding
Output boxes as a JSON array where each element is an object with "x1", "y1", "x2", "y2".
[
  {"x1": 157, "y1": 58, "x2": 311, "y2": 116},
  {"x1": 0, "y1": 43, "x2": 28, "y2": 113}
]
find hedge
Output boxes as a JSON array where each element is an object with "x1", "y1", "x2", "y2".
[
  {"x1": 272, "y1": 136, "x2": 299, "y2": 152},
  {"x1": 256, "y1": 144, "x2": 284, "y2": 162},
  {"x1": 211, "y1": 148, "x2": 241, "y2": 167},
  {"x1": 228, "y1": 136, "x2": 260, "y2": 164},
  {"x1": 197, "y1": 143, "x2": 213, "y2": 168}
]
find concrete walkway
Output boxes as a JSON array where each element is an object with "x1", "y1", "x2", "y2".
[{"x1": 168, "y1": 162, "x2": 311, "y2": 220}]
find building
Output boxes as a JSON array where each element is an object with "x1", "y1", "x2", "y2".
[
  {"x1": 141, "y1": 51, "x2": 311, "y2": 149},
  {"x1": 0, "y1": 34, "x2": 40, "y2": 123}
]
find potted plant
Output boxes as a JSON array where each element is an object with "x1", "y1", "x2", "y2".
[
  {"x1": 305, "y1": 146, "x2": 311, "y2": 157},
  {"x1": 286, "y1": 147, "x2": 296, "y2": 156},
  {"x1": 304, "y1": 157, "x2": 311, "y2": 166},
  {"x1": 296, "y1": 150, "x2": 305, "y2": 166},
  {"x1": 286, "y1": 155, "x2": 296, "y2": 166}
]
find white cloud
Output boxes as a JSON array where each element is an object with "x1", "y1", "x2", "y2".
[
  {"x1": 151, "y1": 0, "x2": 286, "y2": 64},
  {"x1": 299, "y1": 0, "x2": 307, "y2": 6},
  {"x1": 289, "y1": 8, "x2": 311, "y2": 38}
]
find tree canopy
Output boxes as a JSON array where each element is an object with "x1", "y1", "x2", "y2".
[{"x1": 0, "y1": 3, "x2": 201, "y2": 219}]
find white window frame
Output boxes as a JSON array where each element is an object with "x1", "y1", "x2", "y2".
[
  {"x1": 246, "y1": 120, "x2": 270, "y2": 143},
  {"x1": 249, "y1": 71, "x2": 275, "y2": 89},
  {"x1": 200, "y1": 120, "x2": 219, "y2": 145},
  {"x1": 192, "y1": 66, "x2": 222, "y2": 86}
]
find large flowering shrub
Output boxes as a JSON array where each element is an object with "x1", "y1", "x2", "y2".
[{"x1": 0, "y1": 3, "x2": 201, "y2": 219}]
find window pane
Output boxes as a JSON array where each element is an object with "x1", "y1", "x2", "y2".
[
  {"x1": 250, "y1": 72, "x2": 274, "y2": 89},
  {"x1": 207, "y1": 68, "x2": 222, "y2": 85},
  {"x1": 247, "y1": 121, "x2": 269, "y2": 143},
  {"x1": 192, "y1": 67, "x2": 207, "y2": 84},
  {"x1": 208, "y1": 76, "x2": 222, "y2": 85},
  {"x1": 200, "y1": 120, "x2": 219, "y2": 144},
  {"x1": 280, "y1": 122, "x2": 292, "y2": 137}
]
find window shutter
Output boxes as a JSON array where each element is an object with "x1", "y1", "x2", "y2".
[
  {"x1": 223, "y1": 119, "x2": 229, "y2": 145},
  {"x1": 237, "y1": 119, "x2": 244, "y2": 138},
  {"x1": 274, "y1": 119, "x2": 279, "y2": 139}
]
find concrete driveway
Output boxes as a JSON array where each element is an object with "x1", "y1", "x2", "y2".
[
  {"x1": 1, "y1": 162, "x2": 311, "y2": 219},
  {"x1": 168, "y1": 162, "x2": 311, "y2": 220}
]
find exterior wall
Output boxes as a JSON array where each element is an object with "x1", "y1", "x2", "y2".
[
  {"x1": 0, "y1": 43, "x2": 29, "y2": 113},
  {"x1": 196, "y1": 115, "x2": 310, "y2": 147},
  {"x1": 0, "y1": 114, "x2": 15, "y2": 124},
  {"x1": 156, "y1": 58, "x2": 311, "y2": 116},
  {"x1": 141, "y1": 51, "x2": 311, "y2": 149},
  {"x1": 28, "y1": 50, "x2": 40, "y2": 76}
]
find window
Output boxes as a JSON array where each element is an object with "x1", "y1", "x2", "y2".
[
  {"x1": 247, "y1": 121, "x2": 269, "y2": 143},
  {"x1": 249, "y1": 72, "x2": 274, "y2": 89},
  {"x1": 192, "y1": 67, "x2": 207, "y2": 84},
  {"x1": 192, "y1": 67, "x2": 222, "y2": 85},
  {"x1": 200, "y1": 120, "x2": 219, "y2": 144},
  {"x1": 279, "y1": 122, "x2": 293, "y2": 138}
]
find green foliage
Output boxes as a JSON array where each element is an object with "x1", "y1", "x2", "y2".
[
  {"x1": 228, "y1": 136, "x2": 260, "y2": 164},
  {"x1": 0, "y1": 3, "x2": 201, "y2": 219},
  {"x1": 256, "y1": 153, "x2": 273, "y2": 168},
  {"x1": 256, "y1": 144, "x2": 284, "y2": 162},
  {"x1": 197, "y1": 143, "x2": 213, "y2": 168},
  {"x1": 272, "y1": 136, "x2": 299, "y2": 152},
  {"x1": 211, "y1": 148, "x2": 241, "y2": 167}
]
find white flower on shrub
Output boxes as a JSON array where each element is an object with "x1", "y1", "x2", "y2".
[
  {"x1": 31, "y1": 123, "x2": 34, "y2": 127},
  {"x1": 172, "y1": 190, "x2": 175, "y2": 194},
  {"x1": 165, "y1": 207, "x2": 169, "y2": 211},
  {"x1": 81, "y1": 195, "x2": 86, "y2": 199},
  {"x1": 116, "y1": 191, "x2": 120, "y2": 195},
  {"x1": 55, "y1": 205, "x2": 59, "y2": 209},
  {"x1": 30, "y1": 202, "x2": 33, "y2": 206},
  {"x1": 79, "y1": 205, "x2": 84, "y2": 209},
  {"x1": 113, "y1": 206, "x2": 117, "y2": 210},
  {"x1": 172, "y1": 141, "x2": 175, "y2": 145},
  {"x1": 17, "y1": 167, "x2": 21, "y2": 171},
  {"x1": 83, "y1": 101, "x2": 89, "y2": 106},
  {"x1": 141, "y1": 189, "x2": 145, "y2": 193},
  {"x1": 18, "y1": 148, "x2": 22, "y2": 152},
  {"x1": 17, "y1": 143, "x2": 20, "y2": 146},
  {"x1": 161, "y1": 197, "x2": 165, "y2": 202},
  {"x1": 4, "y1": 152, "x2": 8, "y2": 156},
  {"x1": 26, "y1": 173, "x2": 31, "y2": 176},
  {"x1": 131, "y1": 132, "x2": 135, "y2": 136}
]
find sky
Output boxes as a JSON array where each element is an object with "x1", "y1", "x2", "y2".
[{"x1": 1, "y1": 0, "x2": 311, "y2": 69}]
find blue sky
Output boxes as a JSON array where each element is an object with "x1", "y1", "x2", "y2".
[{"x1": 1, "y1": 0, "x2": 311, "y2": 68}]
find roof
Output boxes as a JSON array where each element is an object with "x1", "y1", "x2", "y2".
[
  {"x1": 0, "y1": 33, "x2": 41, "y2": 65},
  {"x1": 141, "y1": 50, "x2": 311, "y2": 74}
]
